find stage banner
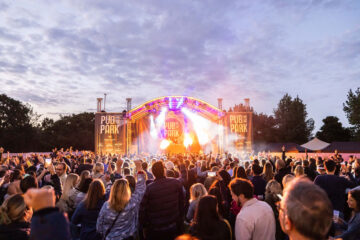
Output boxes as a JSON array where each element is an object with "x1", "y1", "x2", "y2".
[
  {"x1": 225, "y1": 112, "x2": 253, "y2": 151},
  {"x1": 95, "y1": 113, "x2": 127, "y2": 154}
]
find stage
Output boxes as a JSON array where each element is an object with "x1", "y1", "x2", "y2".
[{"x1": 94, "y1": 96, "x2": 253, "y2": 155}]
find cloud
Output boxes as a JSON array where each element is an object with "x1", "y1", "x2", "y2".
[{"x1": 0, "y1": 0, "x2": 359, "y2": 132}]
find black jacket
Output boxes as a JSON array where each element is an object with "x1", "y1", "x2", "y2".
[
  {"x1": 0, "y1": 221, "x2": 30, "y2": 240},
  {"x1": 139, "y1": 177, "x2": 184, "y2": 231},
  {"x1": 275, "y1": 168, "x2": 289, "y2": 188},
  {"x1": 30, "y1": 207, "x2": 71, "y2": 240},
  {"x1": 314, "y1": 174, "x2": 356, "y2": 212},
  {"x1": 251, "y1": 175, "x2": 267, "y2": 198},
  {"x1": 76, "y1": 164, "x2": 93, "y2": 175}
]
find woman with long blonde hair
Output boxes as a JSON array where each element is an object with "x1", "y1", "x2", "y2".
[
  {"x1": 187, "y1": 183, "x2": 207, "y2": 222},
  {"x1": 262, "y1": 162, "x2": 274, "y2": 183},
  {"x1": 97, "y1": 160, "x2": 146, "y2": 240},
  {"x1": 56, "y1": 173, "x2": 79, "y2": 214},
  {"x1": 0, "y1": 194, "x2": 32, "y2": 240}
]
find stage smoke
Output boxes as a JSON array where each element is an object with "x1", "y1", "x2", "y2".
[
  {"x1": 160, "y1": 139, "x2": 170, "y2": 150},
  {"x1": 150, "y1": 115, "x2": 157, "y2": 139},
  {"x1": 184, "y1": 133, "x2": 193, "y2": 148}
]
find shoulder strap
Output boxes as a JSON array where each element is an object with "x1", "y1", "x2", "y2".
[
  {"x1": 223, "y1": 219, "x2": 232, "y2": 240},
  {"x1": 103, "y1": 211, "x2": 121, "y2": 240}
]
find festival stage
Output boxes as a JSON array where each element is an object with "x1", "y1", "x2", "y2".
[{"x1": 94, "y1": 96, "x2": 253, "y2": 155}]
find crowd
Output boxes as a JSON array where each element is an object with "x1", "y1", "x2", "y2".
[{"x1": 0, "y1": 146, "x2": 359, "y2": 240}]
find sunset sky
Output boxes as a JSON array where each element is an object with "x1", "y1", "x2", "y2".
[{"x1": 0, "y1": 0, "x2": 359, "y2": 132}]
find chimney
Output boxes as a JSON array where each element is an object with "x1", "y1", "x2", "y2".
[
  {"x1": 126, "y1": 98, "x2": 132, "y2": 111},
  {"x1": 244, "y1": 98, "x2": 250, "y2": 110},
  {"x1": 217, "y1": 98, "x2": 223, "y2": 110},
  {"x1": 97, "y1": 98, "x2": 103, "y2": 112}
]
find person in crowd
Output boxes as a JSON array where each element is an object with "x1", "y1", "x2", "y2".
[
  {"x1": 125, "y1": 175, "x2": 136, "y2": 193},
  {"x1": 39, "y1": 163, "x2": 63, "y2": 202},
  {"x1": 264, "y1": 180, "x2": 286, "y2": 240},
  {"x1": 97, "y1": 160, "x2": 145, "y2": 240},
  {"x1": 314, "y1": 160, "x2": 356, "y2": 215},
  {"x1": 294, "y1": 165, "x2": 305, "y2": 178},
  {"x1": 140, "y1": 161, "x2": 184, "y2": 240},
  {"x1": 56, "y1": 173, "x2": 79, "y2": 214},
  {"x1": 0, "y1": 194, "x2": 32, "y2": 240},
  {"x1": 263, "y1": 162, "x2": 274, "y2": 183},
  {"x1": 229, "y1": 178, "x2": 276, "y2": 240},
  {"x1": 275, "y1": 159, "x2": 288, "y2": 187},
  {"x1": 209, "y1": 170, "x2": 232, "y2": 220},
  {"x1": 335, "y1": 188, "x2": 360, "y2": 240},
  {"x1": 250, "y1": 163, "x2": 266, "y2": 199},
  {"x1": 24, "y1": 188, "x2": 71, "y2": 240},
  {"x1": 77, "y1": 159, "x2": 93, "y2": 175},
  {"x1": 186, "y1": 183, "x2": 207, "y2": 222},
  {"x1": 189, "y1": 195, "x2": 231, "y2": 240},
  {"x1": 303, "y1": 159, "x2": 317, "y2": 181},
  {"x1": 7, "y1": 169, "x2": 23, "y2": 196},
  {"x1": 92, "y1": 163, "x2": 104, "y2": 180},
  {"x1": 279, "y1": 178, "x2": 333, "y2": 240},
  {"x1": 317, "y1": 164, "x2": 326, "y2": 175},
  {"x1": 142, "y1": 162, "x2": 154, "y2": 180},
  {"x1": 75, "y1": 178, "x2": 93, "y2": 208},
  {"x1": 71, "y1": 179, "x2": 105, "y2": 240},
  {"x1": 69, "y1": 170, "x2": 90, "y2": 209},
  {"x1": 20, "y1": 175, "x2": 38, "y2": 194},
  {"x1": 55, "y1": 162, "x2": 68, "y2": 188},
  {"x1": 282, "y1": 174, "x2": 295, "y2": 189}
]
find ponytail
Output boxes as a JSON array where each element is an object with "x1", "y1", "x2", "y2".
[{"x1": 0, "y1": 205, "x2": 11, "y2": 224}]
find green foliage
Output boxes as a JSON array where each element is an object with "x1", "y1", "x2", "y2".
[
  {"x1": 0, "y1": 94, "x2": 95, "y2": 152},
  {"x1": 253, "y1": 112, "x2": 276, "y2": 143},
  {"x1": 343, "y1": 88, "x2": 360, "y2": 140},
  {"x1": 316, "y1": 116, "x2": 352, "y2": 142},
  {"x1": 46, "y1": 113, "x2": 95, "y2": 150},
  {"x1": 273, "y1": 94, "x2": 314, "y2": 144}
]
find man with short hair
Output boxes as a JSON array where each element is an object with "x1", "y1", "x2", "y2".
[
  {"x1": 275, "y1": 159, "x2": 288, "y2": 187},
  {"x1": 279, "y1": 178, "x2": 333, "y2": 240},
  {"x1": 250, "y1": 163, "x2": 266, "y2": 199},
  {"x1": 55, "y1": 162, "x2": 67, "y2": 187},
  {"x1": 314, "y1": 159, "x2": 355, "y2": 213},
  {"x1": 230, "y1": 178, "x2": 276, "y2": 240},
  {"x1": 76, "y1": 158, "x2": 93, "y2": 175},
  {"x1": 142, "y1": 161, "x2": 154, "y2": 180},
  {"x1": 140, "y1": 161, "x2": 184, "y2": 240}
]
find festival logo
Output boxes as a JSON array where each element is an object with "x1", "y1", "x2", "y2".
[{"x1": 165, "y1": 118, "x2": 183, "y2": 144}]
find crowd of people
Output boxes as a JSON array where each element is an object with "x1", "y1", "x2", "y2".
[{"x1": 0, "y1": 146, "x2": 359, "y2": 240}]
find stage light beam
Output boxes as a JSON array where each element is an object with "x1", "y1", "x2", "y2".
[
  {"x1": 149, "y1": 115, "x2": 157, "y2": 139},
  {"x1": 184, "y1": 133, "x2": 193, "y2": 148},
  {"x1": 160, "y1": 139, "x2": 170, "y2": 150},
  {"x1": 181, "y1": 108, "x2": 211, "y2": 145}
]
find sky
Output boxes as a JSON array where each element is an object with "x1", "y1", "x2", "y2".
[{"x1": 0, "y1": 0, "x2": 359, "y2": 132}]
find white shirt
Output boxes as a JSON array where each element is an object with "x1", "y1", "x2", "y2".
[{"x1": 235, "y1": 198, "x2": 276, "y2": 240}]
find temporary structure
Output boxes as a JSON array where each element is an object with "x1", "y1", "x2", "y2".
[{"x1": 301, "y1": 137, "x2": 330, "y2": 151}]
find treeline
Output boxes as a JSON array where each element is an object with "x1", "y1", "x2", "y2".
[
  {"x1": 243, "y1": 88, "x2": 360, "y2": 145},
  {"x1": 1, "y1": 88, "x2": 359, "y2": 152},
  {"x1": 0, "y1": 94, "x2": 94, "y2": 152}
]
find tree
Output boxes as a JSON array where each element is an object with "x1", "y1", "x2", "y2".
[
  {"x1": 316, "y1": 116, "x2": 352, "y2": 142},
  {"x1": 343, "y1": 88, "x2": 360, "y2": 140},
  {"x1": 274, "y1": 94, "x2": 314, "y2": 144},
  {"x1": 0, "y1": 94, "x2": 40, "y2": 152},
  {"x1": 253, "y1": 112, "x2": 277, "y2": 143},
  {"x1": 45, "y1": 112, "x2": 95, "y2": 150}
]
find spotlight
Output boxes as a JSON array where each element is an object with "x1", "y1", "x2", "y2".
[
  {"x1": 160, "y1": 139, "x2": 170, "y2": 150},
  {"x1": 184, "y1": 133, "x2": 193, "y2": 148}
]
